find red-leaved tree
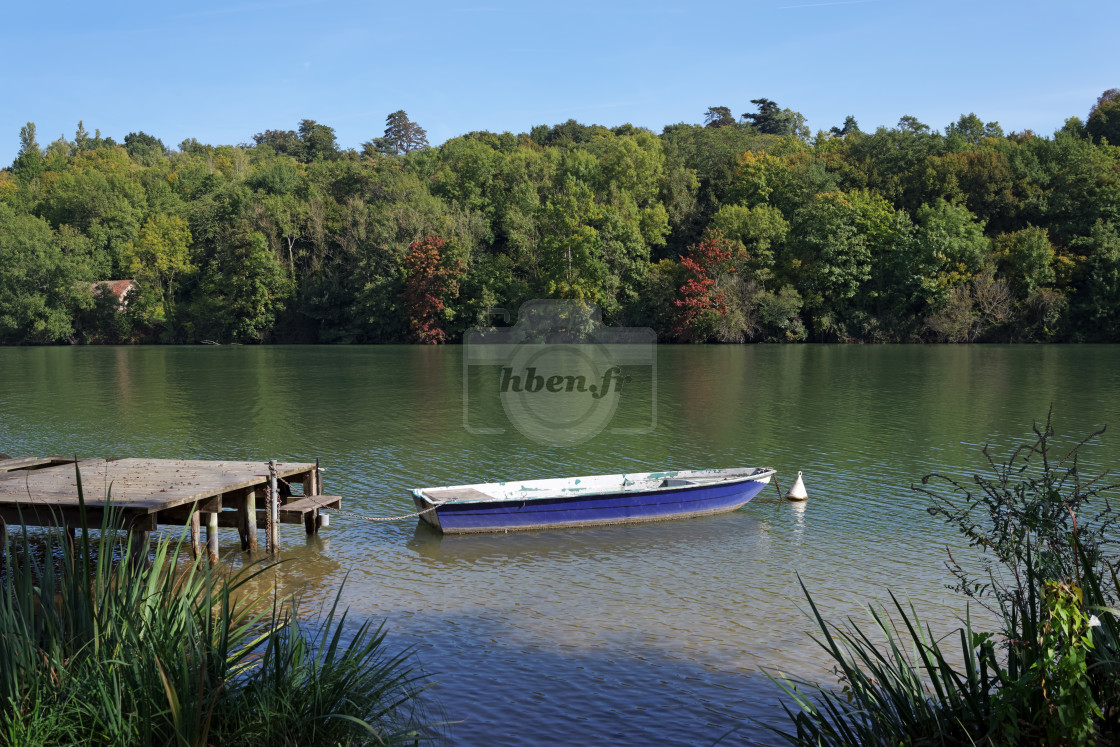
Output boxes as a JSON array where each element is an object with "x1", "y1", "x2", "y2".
[
  {"x1": 401, "y1": 235, "x2": 464, "y2": 344},
  {"x1": 673, "y1": 232, "x2": 743, "y2": 342}
]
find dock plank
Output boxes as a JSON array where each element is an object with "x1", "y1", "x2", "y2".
[
  {"x1": 0, "y1": 456, "x2": 81, "y2": 474},
  {"x1": 0, "y1": 456, "x2": 334, "y2": 557},
  {"x1": 0, "y1": 458, "x2": 316, "y2": 514},
  {"x1": 280, "y1": 495, "x2": 342, "y2": 514}
]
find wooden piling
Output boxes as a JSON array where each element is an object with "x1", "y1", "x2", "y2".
[
  {"x1": 128, "y1": 514, "x2": 156, "y2": 565},
  {"x1": 206, "y1": 511, "x2": 219, "y2": 565},
  {"x1": 129, "y1": 529, "x2": 151, "y2": 563},
  {"x1": 241, "y1": 488, "x2": 258, "y2": 552},
  {"x1": 302, "y1": 464, "x2": 320, "y2": 535},
  {"x1": 190, "y1": 511, "x2": 201, "y2": 558}
]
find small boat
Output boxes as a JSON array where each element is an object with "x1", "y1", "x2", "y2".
[{"x1": 410, "y1": 467, "x2": 775, "y2": 534}]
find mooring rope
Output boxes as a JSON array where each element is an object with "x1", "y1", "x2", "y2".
[
  {"x1": 326, "y1": 505, "x2": 440, "y2": 523},
  {"x1": 275, "y1": 474, "x2": 443, "y2": 523}
]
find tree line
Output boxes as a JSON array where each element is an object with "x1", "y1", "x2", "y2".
[{"x1": 1, "y1": 92, "x2": 1119, "y2": 345}]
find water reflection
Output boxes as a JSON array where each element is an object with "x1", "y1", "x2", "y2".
[
  {"x1": 2, "y1": 344, "x2": 1119, "y2": 745},
  {"x1": 405, "y1": 512, "x2": 765, "y2": 565}
]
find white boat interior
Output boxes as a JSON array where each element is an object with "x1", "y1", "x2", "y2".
[{"x1": 414, "y1": 467, "x2": 774, "y2": 505}]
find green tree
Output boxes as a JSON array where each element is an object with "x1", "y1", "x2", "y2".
[
  {"x1": 37, "y1": 147, "x2": 146, "y2": 276},
  {"x1": 829, "y1": 116, "x2": 861, "y2": 138},
  {"x1": 897, "y1": 115, "x2": 931, "y2": 133},
  {"x1": 729, "y1": 149, "x2": 804, "y2": 211},
  {"x1": 537, "y1": 179, "x2": 609, "y2": 303},
  {"x1": 252, "y1": 129, "x2": 303, "y2": 159},
  {"x1": 841, "y1": 189, "x2": 918, "y2": 334},
  {"x1": 844, "y1": 123, "x2": 946, "y2": 209},
  {"x1": 12, "y1": 122, "x2": 42, "y2": 181},
  {"x1": 588, "y1": 130, "x2": 666, "y2": 206},
  {"x1": 73, "y1": 121, "x2": 90, "y2": 153},
  {"x1": 124, "y1": 131, "x2": 167, "y2": 164},
  {"x1": 0, "y1": 204, "x2": 84, "y2": 343},
  {"x1": 1012, "y1": 132, "x2": 1120, "y2": 242},
  {"x1": 911, "y1": 199, "x2": 992, "y2": 334},
  {"x1": 704, "y1": 106, "x2": 736, "y2": 129},
  {"x1": 250, "y1": 156, "x2": 302, "y2": 196},
  {"x1": 257, "y1": 193, "x2": 307, "y2": 279},
  {"x1": 709, "y1": 203, "x2": 788, "y2": 282},
  {"x1": 1072, "y1": 220, "x2": 1120, "y2": 339},
  {"x1": 371, "y1": 111, "x2": 429, "y2": 156},
  {"x1": 1086, "y1": 88, "x2": 1120, "y2": 144},
  {"x1": 429, "y1": 136, "x2": 503, "y2": 219},
  {"x1": 993, "y1": 226, "x2": 1056, "y2": 299},
  {"x1": 192, "y1": 229, "x2": 291, "y2": 342},
  {"x1": 788, "y1": 191, "x2": 873, "y2": 337},
  {"x1": 123, "y1": 214, "x2": 194, "y2": 327},
  {"x1": 528, "y1": 119, "x2": 608, "y2": 147},
  {"x1": 946, "y1": 113, "x2": 1003, "y2": 145},
  {"x1": 298, "y1": 119, "x2": 340, "y2": 162},
  {"x1": 741, "y1": 98, "x2": 809, "y2": 139}
]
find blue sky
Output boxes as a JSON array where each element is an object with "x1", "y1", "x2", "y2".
[{"x1": 2, "y1": 0, "x2": 1117, "y2": 166}]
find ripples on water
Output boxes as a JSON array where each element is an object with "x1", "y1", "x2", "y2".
[{"x1": 2, "y1": 344, "x2": 1119, "y2": 745}]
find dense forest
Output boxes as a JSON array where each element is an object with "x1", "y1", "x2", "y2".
[{"x1": 2, "y1": 92, "x2": 1119, "y2": 345}]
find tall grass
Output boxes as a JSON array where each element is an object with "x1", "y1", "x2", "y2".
[
  {"x1": 0, "y1": 470, "x2": 433, "y2": 746},
  {"x1": 760, "y1": 415, "x2": 1120, "y2": 746}
]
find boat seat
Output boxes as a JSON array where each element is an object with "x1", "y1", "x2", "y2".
[
  {"x1": 424, "y1": 487, "x2": 495, "y2": 503},
  {"x1": 661, "y1": 478, "x2": 696, "y2": 487}
]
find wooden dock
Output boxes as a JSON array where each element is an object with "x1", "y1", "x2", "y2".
[{"x1": 0, "y1": 456, "x2": 341, "y2": 561}]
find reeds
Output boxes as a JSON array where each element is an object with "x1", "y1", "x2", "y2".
[
  {"x1": 0, "y1": 471, "x2": 433, "y2": 746},
  {"x1": 761, "y1": 415, "x2": 1120, "y2": 746}
]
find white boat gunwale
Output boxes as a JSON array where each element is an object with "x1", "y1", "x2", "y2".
[{"x1": 411, "y1": 467, "x2": 775, "y2": 507}]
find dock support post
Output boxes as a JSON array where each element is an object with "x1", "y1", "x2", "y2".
[
  {"x1": 268, "y1": 460, "x2": 279, "y2": 555},
  {"x1": 303, "y1": 461, "x2": 320, "y2": 535},
  {"x1": 128, "y1": 515, "x2": 154, "y2": 566},
  {"x1": 239, "y1": 488, "x2": 258, "y2": 552},
  {"x1": 206, "y1": 511, "x2": 219, "y2": 565},
  {"x1": 190, "y1": 510, "x2": 201, "y2": 559},
  {"x1": 129, "y1": 530, "x2": 151, "y2": 564}
]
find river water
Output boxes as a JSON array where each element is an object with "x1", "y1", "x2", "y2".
[{"x1": 1, "y1": 344, "x2": 1118, "y2": 745}]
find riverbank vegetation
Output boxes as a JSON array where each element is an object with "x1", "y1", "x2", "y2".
[
  {"x1": 764, "y1": 415, "x2": 1120, "y2": 745},
  {"x1": 2, "y1": 92, "x2": 1120, "y2": 345},
  {"x1": 0, "y1": 490, "x2": 432, "y2": 744}
]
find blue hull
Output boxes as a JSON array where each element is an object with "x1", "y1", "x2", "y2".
[{"x1": 417, "y1": 477, "x2": 769, "y2": 534}]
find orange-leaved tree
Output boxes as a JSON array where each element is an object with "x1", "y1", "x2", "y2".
[{"x1": 401, "y1": 235, "x2": 465, "y2": 344}]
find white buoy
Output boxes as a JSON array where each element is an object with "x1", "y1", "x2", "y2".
[{"x1": 785, "y1": 471, "x2": 808, "y2": 501}]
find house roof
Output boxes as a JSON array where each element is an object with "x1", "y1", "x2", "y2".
[{"x1": 90, "y1": 279, "x2": 137, "y2": 299}]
